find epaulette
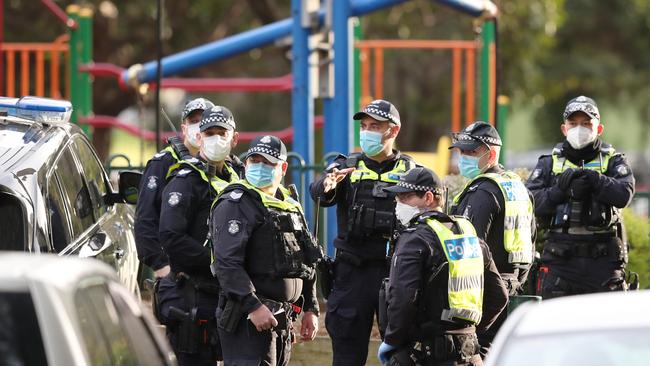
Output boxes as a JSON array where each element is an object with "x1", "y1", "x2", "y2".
[
  {"x1": 324, "y1": 153, "x2": 352, "y2": 171},
  {"x1": 345, "y1": 152, "x2": 363, "y2": 169},
  {"x1": 152, "y1": 150, "x2": 171, "y2": 161},
  {"x1": 171, "y1": 168, "x2": 194, "y2": 179}
]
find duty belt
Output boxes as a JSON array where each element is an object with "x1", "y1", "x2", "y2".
[
  {"x1": 549, "y1": 226, "x2": 616, "y2": 235},
  {"x1": 420, "y1": 333, "x2": 480, "y2": 363},
  {"x1": 172, "y1": 272, "x2": 221, "y2": 295},
  {"x1": 545, "y1": 241, "x2": 610, "y2": 259}
]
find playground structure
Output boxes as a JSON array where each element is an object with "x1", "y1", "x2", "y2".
[{"x1": 2, "y1": 0, "x2": 502, "y2": 255}]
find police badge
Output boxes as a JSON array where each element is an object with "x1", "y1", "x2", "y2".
[
  {"x1": 227, "y1": 220, "x2": 241, "y2": 235},
  {"x1": 147, "y1": 176, "x2": 158, "y2": 190},
  {"x1": 168, "y1": 192, "x2": 182, "y2": 207}
]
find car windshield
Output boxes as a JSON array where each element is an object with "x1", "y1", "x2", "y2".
[
  {"x1": 0, "y1": 292, "x2": 48, "y2": 365},
  {"x1": 494, "y1": 328, "x2": 650, "y2": 366}
]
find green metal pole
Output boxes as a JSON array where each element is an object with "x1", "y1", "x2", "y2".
[
  {"x1": 66, "y1": 5, "x2": 80, "y2": 125},
  {"x1": 497, "y1": 95, "x2": 509, "y2": 165},
  {"x1": 78, "y1": 6, "x2": 93, "y2": 137},
  {"x1": 480, "y1": 19, "x2": 495, "y2": 123},
  {"x1": 352, "y1": 17, "x2": 362, "y2": 149}
]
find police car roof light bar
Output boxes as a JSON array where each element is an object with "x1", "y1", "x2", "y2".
[{"x1": 12, "y1": 96, "x2": 73, "y2": 124}]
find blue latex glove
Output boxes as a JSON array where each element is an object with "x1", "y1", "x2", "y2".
[{"x1": 378, "y1": 342, "x2": 397, "y2": 365}]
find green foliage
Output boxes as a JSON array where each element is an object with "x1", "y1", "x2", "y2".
[{"x1": 623, "y1": 208, "x2": 650, "y2": 289}]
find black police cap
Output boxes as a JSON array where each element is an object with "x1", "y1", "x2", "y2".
[
  {"x1": 563, "y1": 95, "x2": 600, "y2": 121},
  {"x1": 450, "y1": 121, "x2": 502, "y2": 151},
  {"x1": 353, "y1": 99, "x2": 401, "y2": 126},
  {"x1": 244, "y1": 135, "x2": 288, "y2": 164},
  {"x1": 199, "y1": 105, "x2": 236, "y2": 132},
  {"x1": 182, "y1": 98, "x2": 214, "y2": 120},
  {"x1": 384, "y1": 167, "x2": 443, "y2": 195}
]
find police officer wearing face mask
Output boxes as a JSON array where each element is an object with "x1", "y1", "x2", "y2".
[
  {"x1": 156, "y1": 105, "x2": 244, "y2": 366},
  {"x1": 526, "y1": 96, "x2": 635, "y2": 298},
  {"x1": 135, "y1": 97, "x2": 213, "y2": 280},
  {"x1": 309, "y1": 99, "x2": 416, "y2": 366},
  {"x1": 449, "y1": 121, "x2": 535, "y2": 358},
  {"x1": 377, "y1": 167, "x2": 508, "y2": 366},
  {"x1": 211, "y1": 135, "x2": 321, "y2": 366}
]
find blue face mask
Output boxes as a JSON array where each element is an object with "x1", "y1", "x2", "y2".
[
  {"x1": 458, "y1": 152, "x2": 488, "y2": 179},
  {"x1": 246, "y1": 162, "x2": 276, "y2": 188},
  {"x1": 359, "y1": 130, "x2": 385, "y2": 156}
]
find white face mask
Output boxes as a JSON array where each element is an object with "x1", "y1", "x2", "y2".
[
  {"x1": 202, "y1": 134, "x2": 231, "y2": 162},
  {"x1": 395, "y1": 201, "x2": 422, "y2": 226},
  {"x1": 186, "y1": 123, "x2": 201, "y2": 148},
  {"x1": 566, "y1": 125, "x2": 597, "y2": 149}
]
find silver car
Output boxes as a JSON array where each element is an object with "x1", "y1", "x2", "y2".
[
  {"x1": 486, "y1": 291, "x2": 650, "y2": 366},
  {"x1": 0, "y1": 96, "x2": 141, "y2": 293},
  {"x1": 0, "y1": 253, "x2": 176, "y2": 365}
]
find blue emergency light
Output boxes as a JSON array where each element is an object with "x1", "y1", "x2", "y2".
[
  {"x1": 0, "y1": 97, "x2": 18, "y2": 115},
  {"x1": 14, "y1": 96, "x2": 73, "y2": 123}
]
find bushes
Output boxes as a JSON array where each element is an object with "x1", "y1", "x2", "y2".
[{"x1": 623, "y1": 208, "x2": 650, "y2": 288}]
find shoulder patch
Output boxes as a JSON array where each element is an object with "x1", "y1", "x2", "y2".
[
  {"x1": 185, "y1": 157, "x2": 200, "y2": 165},
  {"x1": 167, "y1": 192, "x2": 182, "y2": 207},
  {"x1": 146, "y1": 176, "x2": 158, "y2": 190},
  {"x1": 616, "y1": 164, "x2": 630, "y2": 177},
  {"x1": 530, "y1": 168, "x2": 542, "y2": 181},
  {"x1": 227, "y1": 220, "x2": 241, "y2": 235}
]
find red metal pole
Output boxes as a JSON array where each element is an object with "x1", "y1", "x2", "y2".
[
  {"x1": 41, "y1": 0, "x2": 78, "y2": 29},
  {"x1": 0, "y1": 0, "x2": 4, "y2": 96}
]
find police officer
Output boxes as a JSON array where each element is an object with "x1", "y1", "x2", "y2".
[
  {"x1": 449, "y1": 121, "x2": 535, "y2": 356},
  {"x1": 309, "y1": 99, "x2": 416, "y2": 366},
  {"x1": 211, "y1": 135, "x2": 321, "y2": 366},
  {"x1": 526, "y1": 95, "x2": 635, "y2": 298},
  {"x1": 378, "y1": 167, "x2": 508, "y2": 366},
  {"x1": 135, "y1": 97, "x2": 213, "y2": 279},
  {"x1": 157, "y1": 105, "x2": 243, "y2": 365}
]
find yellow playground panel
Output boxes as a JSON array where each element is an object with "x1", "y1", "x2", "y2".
[{"x1": 403, "y1": 136, "x2": 451, "y2": 177}]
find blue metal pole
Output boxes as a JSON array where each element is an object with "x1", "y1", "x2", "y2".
[
  {"x1": 350, "y1": 0, "x2": 408, "y2": 16},
  {"x1": 291, "y1": 0, "x2": 314, "y2": 226},
  {"x1": 122, "y1": 0, "x2": 495, "y2": 85},
  {"x1": 321, "y1": 0, "x2": 354, "y2": 257},
  {"x1": 434, "y1": 0, "x2": 494, "y2": 17},
  {"x1": 122, "y1": 18, "x2": 295, "y2": 84}
]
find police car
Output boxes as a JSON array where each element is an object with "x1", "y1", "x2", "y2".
[
  {"x1": 486, "y1": 291, "x2": 650, "y2": 366},
  {"x1": 0, "y1": 96, "x2": 141, "y2": 293},
  {"x1": 0, "y1": 253, "x2": 176, "y2": 365}
]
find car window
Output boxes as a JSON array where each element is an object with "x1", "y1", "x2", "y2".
[
  {"x1": 53, "y1": 146, "x2": 94, "y2": 237},
  {"x1": 0, "y1": 292, "x2": 48, "y2": 365},
  {"x1": 46, "y1": 175, "x2": 72, "y2": 252},
  {"x1": 108, "y1": 282, "x2": 170, "y2": 365},
  {"x1": 75, "y1": 282, "x2": 139, "y2": 365},
  {"x1": 495, "y1": 329, "x2": 650, "y2": 366},
  {"x1": 73, "y1": 136, "x2": 109, "y2": 219},
  {"x1": 0, "y1": 193, "x2": 26, "y2": 251}
]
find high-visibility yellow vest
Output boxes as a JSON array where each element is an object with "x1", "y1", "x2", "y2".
[
  {"x1": 228, "y1": 179, "x2": 303, "y2": 213},
  {"x1": 454, "y1": 171, "x2": 534, "y2": 264},
  {"x1": 167, "y1": 160, "x2": 238, "y2": 193},
  {"x1": 162, "y1": 145, "x2": 181, "y2": 161},
  {"x1": 349, "y1": 158, "x2": 412, "y2": 183},
  {"x1": 551, "y1": 145, "x2": 615, "y2": 174},
  {"x1": 426, "y1": 217, "x2": 484, "y2": 324}
]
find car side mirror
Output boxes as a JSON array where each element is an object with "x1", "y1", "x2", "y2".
[
  {"x1": 105, "y1": 171, "x2": 142, "y2": 205},
  {"x1": 119, "y1": 171, "x2": 142, "y2": 204}
]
